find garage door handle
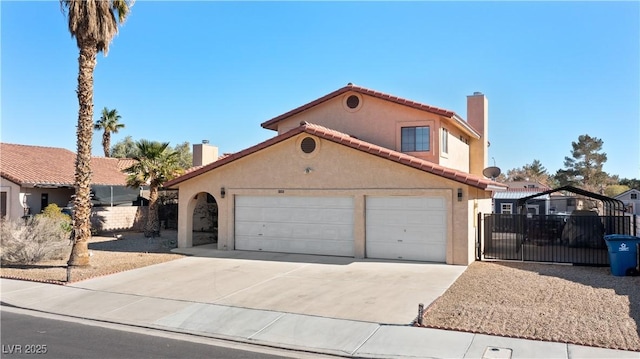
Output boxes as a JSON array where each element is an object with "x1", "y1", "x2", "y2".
[{"x1": 398, "y1": 239, "x2": 403, "y2": 242}]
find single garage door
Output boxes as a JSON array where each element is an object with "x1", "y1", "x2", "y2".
[
  {"x1": 235, "y1": 196, "x2": 354, "y2": 256},
  {"x1": 366, "y1": 196, "x2": 447, "y2": 262}
]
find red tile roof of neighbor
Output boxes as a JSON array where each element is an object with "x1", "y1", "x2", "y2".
[
  {"x1": 0, "y1": 143, "x2": 130, "y2": 187},
  {"x1": 165, "y1": 123, "x2": 507, "y2": 191},
  {"x1": 260, "y1": 83, "x2": 481, "y2": 137},
  {"x1": 505, "y1": 187, "x2": 551, "y2": 192}
]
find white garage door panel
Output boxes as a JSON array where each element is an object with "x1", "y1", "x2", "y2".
[
  {"x1": 235, "y1": 196, "x2": 354, "y2": 256},
  {"x1": 235, "y1": 222, "x2": 353, "y2": 241},
  {"x1": 366, "y1": 242, "x2": 446, "y2": 262},
  {"x1": 234, "y1": 237, "x2": 353, "y2": 257},
  {"x1": 366, "y1": 196, "x2": 447, "y2": 262}
]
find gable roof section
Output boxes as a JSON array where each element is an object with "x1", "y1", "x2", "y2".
[
  {"x1": 614, "y1": 188, "x2": 640, "y2": 200},
  {"x1": 165, "y1": 123, "x2": 506, "y2": 191},
  {"x1": 260, "y1": 84, "x2": 481, "y2": 138},
  {"x1": 0, "y1": 143, "x2": 129, "y2": 187}
]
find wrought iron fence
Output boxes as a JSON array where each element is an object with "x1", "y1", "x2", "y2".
[{"x1": 480, "y1": 213, "x2": 636, "y2": 266}]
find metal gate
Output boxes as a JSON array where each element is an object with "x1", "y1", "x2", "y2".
[{"x1": 478, "y1": 213, "x2": 637, "y2": 265}]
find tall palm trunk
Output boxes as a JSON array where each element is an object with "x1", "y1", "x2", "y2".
[
  {"x1": 68, "y1": 43, "x2": 97, "y2": 267},
  {"x1": 145, "y1": 185, "x2": 160, "y2": 237},
  {"x1": 102, "y1": 131, "x2": 111, "y2": 157}
]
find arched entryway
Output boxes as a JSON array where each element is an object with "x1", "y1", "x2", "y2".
[{"x1": 191, "y1": 192, "x2": 218, "y2": 246}]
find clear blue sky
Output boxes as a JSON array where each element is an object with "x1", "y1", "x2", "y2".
[{"x1": 2, "y1": 1, "x2": 639, "y2": 179}]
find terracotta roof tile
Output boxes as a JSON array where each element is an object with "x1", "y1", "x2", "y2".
[
  {"x1": 1, "y1": 143, "x2": 128, "y2": 187},
  {"x1": 504, "y1": 187, "x2": 550, "y2": 192},
  {"x1": 115, "y1": 158, "x2": 138, "y2": 171},
  {"x1": 165, "y1": 123, "x2": 506, "y2": 191}
]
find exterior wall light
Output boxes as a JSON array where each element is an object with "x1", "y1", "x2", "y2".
[
  {"x1": 220, "y1": 187, "x2": 226, "y2": 199},
  {"x1": 457, "y1": 188, "x2": 463, "y2": 202}
]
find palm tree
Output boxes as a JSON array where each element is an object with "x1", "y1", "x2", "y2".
[
  {"x1": 60, "y1": 0, "x2": 133, "y2": 267},
  {"x1": 94, "y1": 107, "x2": 125, "y2": 157},
  {"x1": 125, "y1": 140, "x2": 182, "y2": 237}
]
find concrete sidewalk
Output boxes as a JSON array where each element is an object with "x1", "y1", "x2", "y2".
[{"x1": 2, "y1": 277, "x2": 638, "y2": 359}]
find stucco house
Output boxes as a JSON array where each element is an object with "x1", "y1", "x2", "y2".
[
  {"x1": 165, "y1": 84, "x2": 506, "y2": 265},
  {"x1": 0, "y1": 143, "x2": 142, "y2": 231}
]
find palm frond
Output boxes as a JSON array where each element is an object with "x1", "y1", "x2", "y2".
[{"x1": 60, "y1": 0, "x2": 134, "y2": 55}]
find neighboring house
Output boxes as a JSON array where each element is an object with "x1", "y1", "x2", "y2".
[
  {"x1": 494, "y1": 188, "x2": 551, "y2": 215},
  {"x1": 492, "y1": 181, "x2": 551, "y2": 215},
  {"x1": 0, "y1": 143, "x2": 142, "y2": 231},
  {"x1": 506, "y1": 180, "x2": 550, "y2": 190},
  {"x1": 165, "y1": 84, "x2": 506, "y2": 265},
  {"x1": 615, "y1": 189, "x2": 640, "y2": 215}
]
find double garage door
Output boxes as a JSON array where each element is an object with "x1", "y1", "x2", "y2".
[
  {"x1": 235, "y1": 195, "x2": 446, "y2": 262},
  {"x1": 235, "y1": 196, "x2": 355, "y2": 257}
]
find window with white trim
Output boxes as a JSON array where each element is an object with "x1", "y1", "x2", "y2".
[
  {"x1": 401, "y1": 126, "x2": 430, "y2": 152},
  {"x1": 501, "y1": 203, "x2": 512, "y2": 214},
  {"x1": 441, "y1": 128, "x2": 449, "y2": 154},
  {"x1": 631, "y1": 193, "x2": 638, "y2": 200}
]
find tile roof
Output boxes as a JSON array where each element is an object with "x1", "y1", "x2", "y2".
[
  {"x1": 505, "y1": 187, "x2": 551, "y2": 192},
  {"x1": 165, "y1": 123, "x2": 506, "y2": 191},
  {"x1": 260, "y1": 83, "x2": 481, "y2": 138},
  {"x1": 0, "y1": 143, "x2": 130, "y2": 187}
]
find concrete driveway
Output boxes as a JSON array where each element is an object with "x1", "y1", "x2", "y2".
[{"x1": 72, "y1": 246, "x2": 467, "y2": 325}]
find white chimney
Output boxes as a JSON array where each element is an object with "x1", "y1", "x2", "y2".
[
  {"x1": 467, "y1": 92, "x2": 489, "y2": 176},
  {"x1": 193, "y1": 141, "x2": 219, "y2": 167}
]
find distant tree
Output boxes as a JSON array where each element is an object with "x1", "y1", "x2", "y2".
[
  {"x1": 173, "y1": 141, "x2": 193, "y2": 170},
  {"x1": 94, "y1": 107, "x2": 125, "y2": 157},
  {"x1": 619, "y1": 178, "x2": 640, "y2": 191},
  {"x1": 61, "y1": 0, "x2": 133, "y2": 268},
  {"x1": 124, "y1": 140, "x2": 182, "y2": 237},
  {"x1": 553, "y1": 168, "x2": 577, "y2": 188},
  {"x1": 494, "y1": 173, "x2": 507, "y2": 183},
  {"x1": 110, "y1": 136, "x2": 139, "y2": 158},
  {"x1": 559, "y1": 134, "x2": 608, "y2": 193},
  {"x1": 505, "y1": 159, "x2": 552, "y2": 186},
  {"x1": 604, "y1": 185, "x2": 630, "y2": 198}
]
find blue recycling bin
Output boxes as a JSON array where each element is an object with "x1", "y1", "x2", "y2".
[{"x1": 604, "y1": 234, "x2": 640, "y2": 276}]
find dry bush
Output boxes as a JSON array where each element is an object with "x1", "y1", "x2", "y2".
[{"x1": 1, "y1": 216, "x2": 71, "y2": 265}]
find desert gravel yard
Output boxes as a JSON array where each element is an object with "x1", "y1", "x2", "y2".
[
  {"x1": 1, "y1": 232, "x2": 185, "y2": 284},
  {"x1": 420, "y1": 261, "x2": 640, "y2": 351}
]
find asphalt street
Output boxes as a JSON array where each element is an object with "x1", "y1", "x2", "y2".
[{"x1": 0, "y1": 309, "x2": 330, "y2": 359}]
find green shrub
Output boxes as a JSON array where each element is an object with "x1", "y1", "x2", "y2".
[
  {"x1": 0, "y1": 216, "x2": 70, "y2": 265},
  {"x1": 39, "y1": 204, "x2": 73, "y2": 233}
]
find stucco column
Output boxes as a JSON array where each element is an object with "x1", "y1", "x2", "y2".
[{"x1": 177, "y1": 193, "x2": 195, "y2": 248}]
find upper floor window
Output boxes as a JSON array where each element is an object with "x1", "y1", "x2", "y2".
[
  {"x1": 632, "y1": 193, "x2": 638, "y2": 200},
  {"x1": 441, "y1": 128, "x2": 449, "y2": 154},
  {"x1": 401, "y1": 126, "x2": 430, "y2": 152}
]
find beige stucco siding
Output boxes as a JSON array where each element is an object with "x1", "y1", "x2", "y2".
[
  {"x1": 174, "y1": 133, "x2": 491, "y2": 265},
  {"x1": 274, "y1": 92, "x2": 472, "y2": 173},
  {"x1": 1, "y1": 179, "x2": 22, "y2": 221},
  {"x1": 439, "y1": 126, "x2": 470, "y2": 173},
  {"x1": 275, "y1": 94, "x2": 405, "y2": 148}
]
